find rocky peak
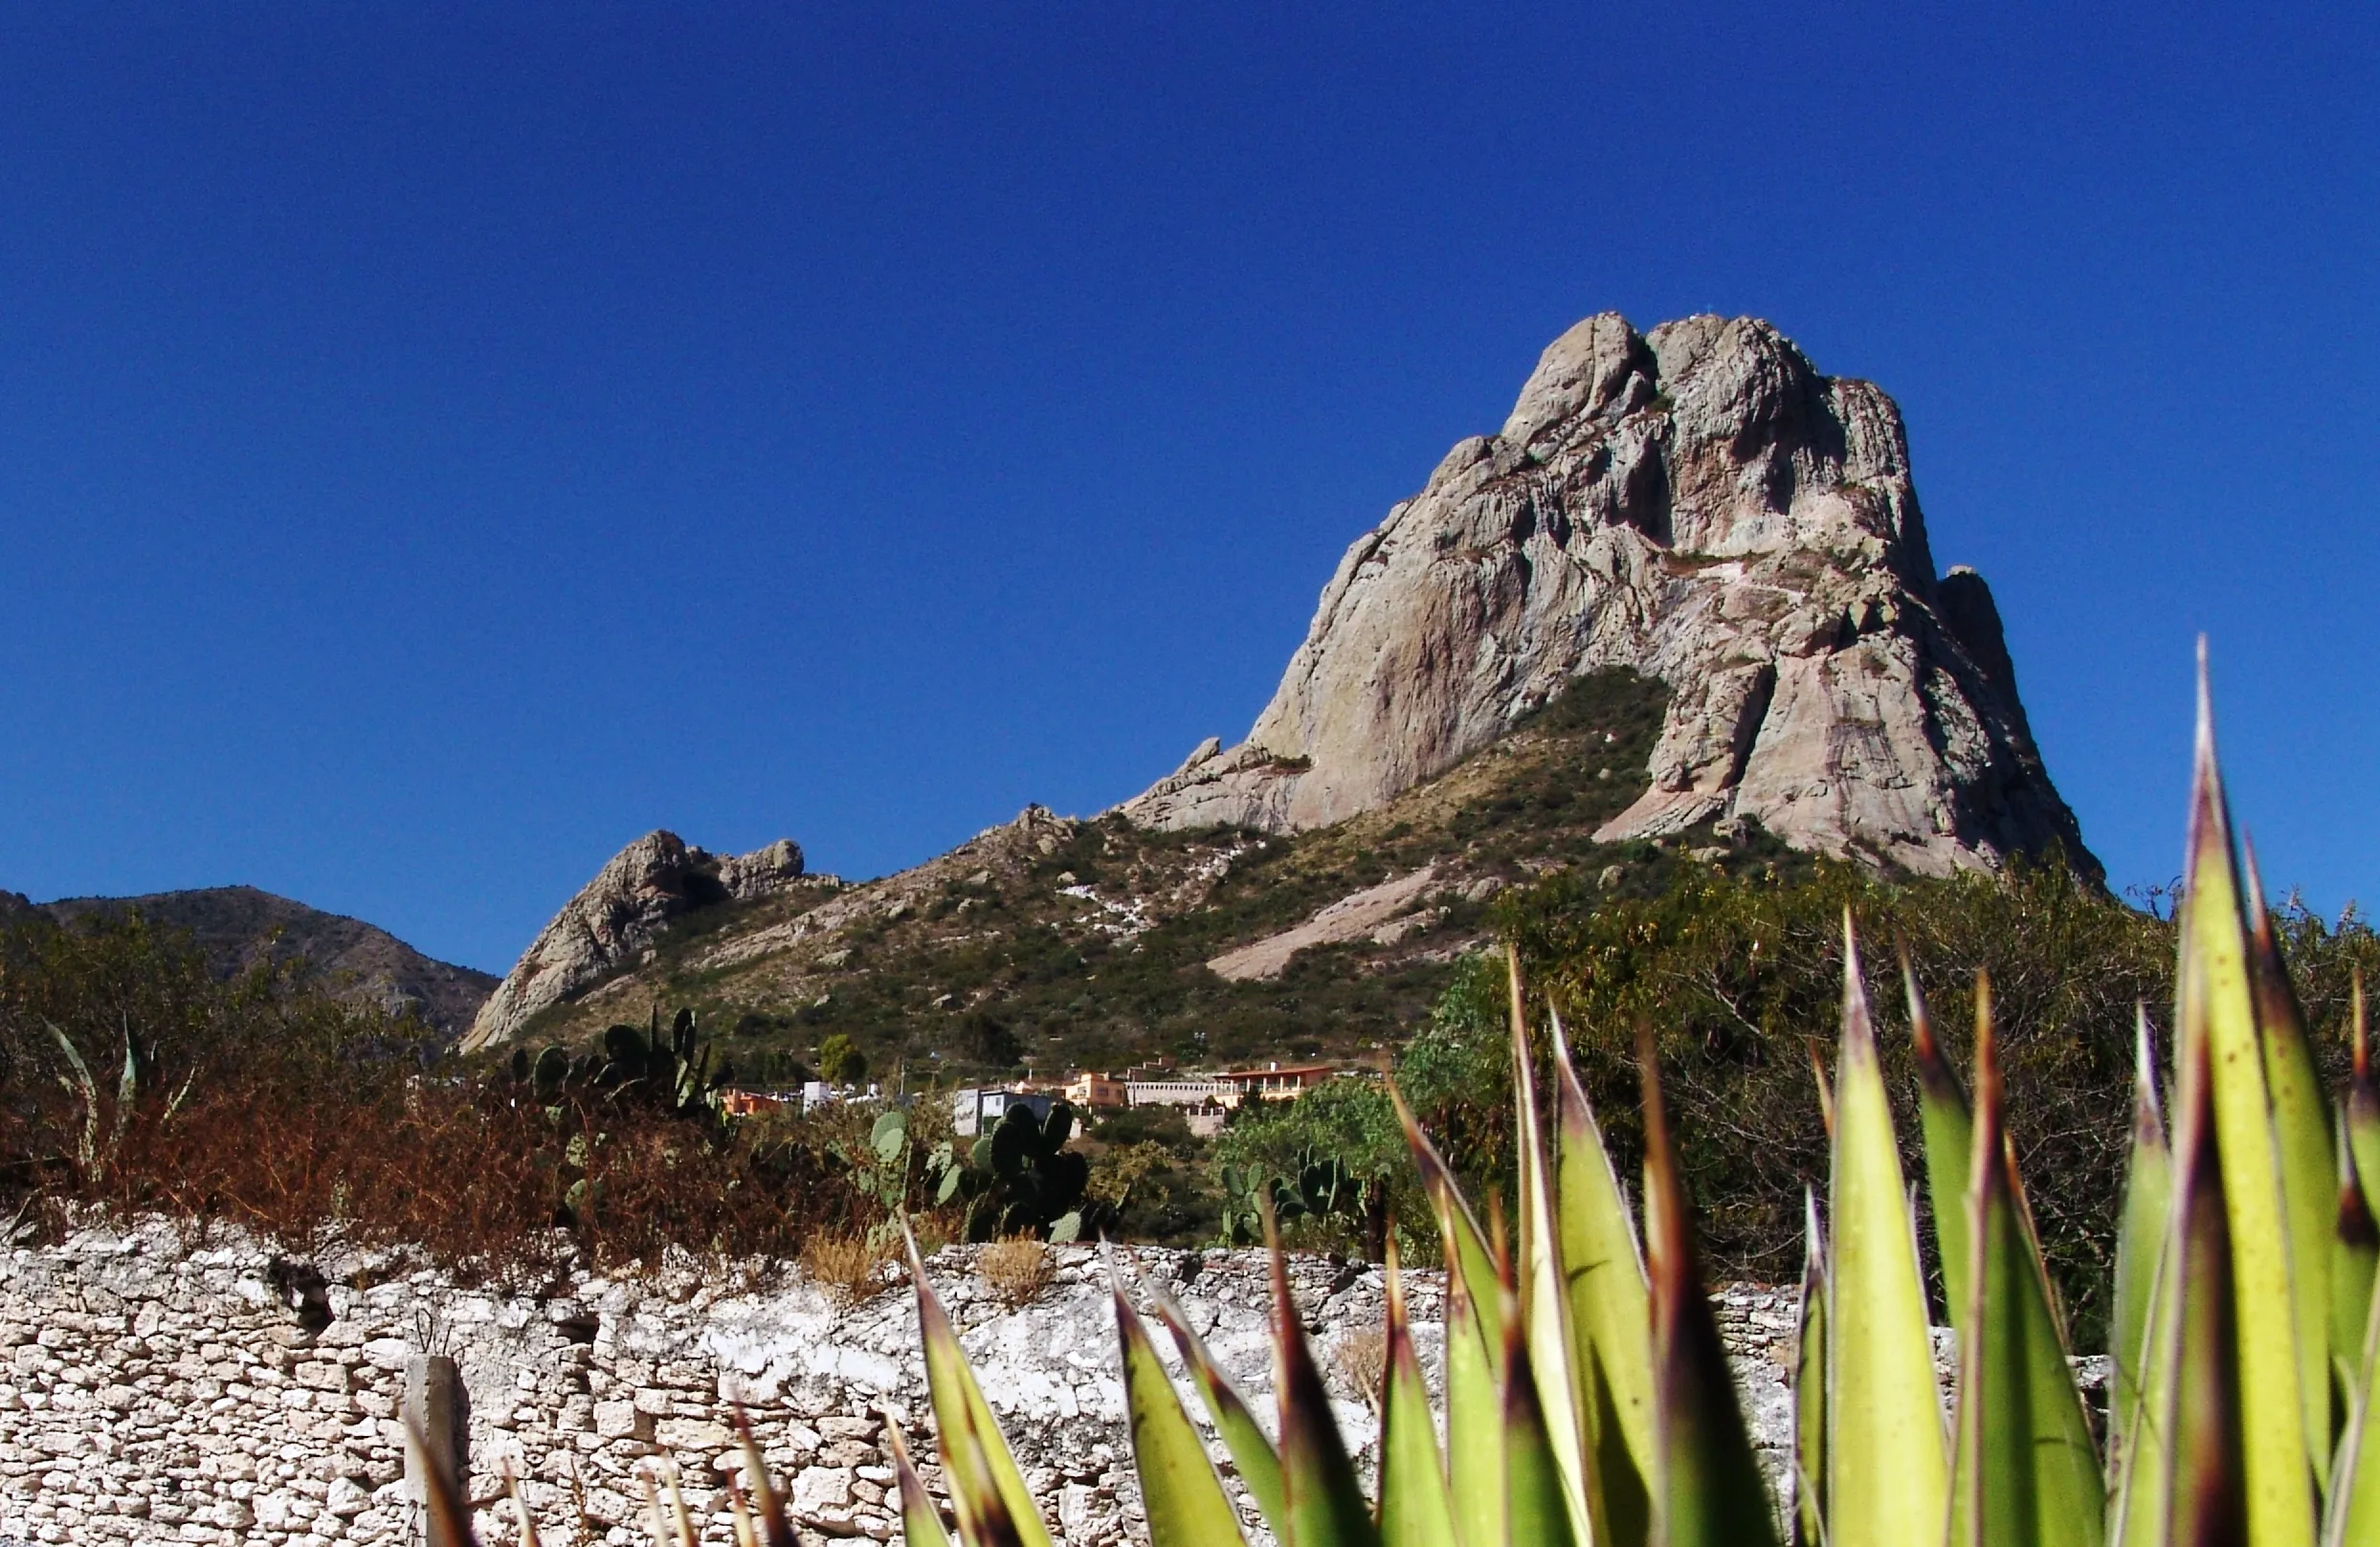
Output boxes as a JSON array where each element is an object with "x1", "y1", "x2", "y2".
[
  {"x1": 459, "y1": 831, "x2": 805, "y2": 1051},
  {"x1": 1123, "y1": 312, "x2": 2093, "y2": 879}
]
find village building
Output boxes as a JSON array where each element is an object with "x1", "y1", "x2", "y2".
[
  {"x1": 1212, "y1": 1060, "x2": 1338, "y2": 1102},
  {"x1": 951, "y1": 1086, "x2": 1057, "y2": 1138}
]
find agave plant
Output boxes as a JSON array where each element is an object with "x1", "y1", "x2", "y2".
[
  {"x1": 889, "y1": 665, "x2": 2380, "y2": 1547},
  {"x1": 423, "y1": 663, "x2": 2380, "y2": 1547}
]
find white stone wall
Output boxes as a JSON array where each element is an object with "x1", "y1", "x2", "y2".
[{"x1": 0, "y1": 1219, "x2": 1802, "y2": 1547}]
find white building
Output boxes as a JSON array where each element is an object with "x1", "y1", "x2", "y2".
[{"x1": 951, "y1": 1087, "x2": 1056, "y2": 1138}]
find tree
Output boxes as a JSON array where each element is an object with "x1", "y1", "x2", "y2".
[
  {"x1": 817, "y1": 1033, "x2": 868, "y2": 1086},
  {"x1": 1211, "y1": 1077, "x2": 1406, "y2": 1260}
]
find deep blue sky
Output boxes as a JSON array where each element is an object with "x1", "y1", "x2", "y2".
[{"x1": 0, "y1": 5, "x2": 2371, "y2": 973}]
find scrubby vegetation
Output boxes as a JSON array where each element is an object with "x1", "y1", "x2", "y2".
[
  {"x1": 0, "y1": 912, "x2": 901, "y2": 1278},
  {"x1": 1190, "y1": 852, "x2": 2378, "y2": 1348},
  {"x1": 9, "y1": 674, "x2": 2377, "y2": 1361}
]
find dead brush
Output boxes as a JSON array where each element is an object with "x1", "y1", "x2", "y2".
[
  {"x1": 1330, "y1": 1324, "x2": 1388, "y2": 1410},
  {"x1": 975, "y1": 1234, "x2": 1056, "y2": 1307},
  {"x1": 801, "y1": 1228, "x2": 901, "y2": 1307}
]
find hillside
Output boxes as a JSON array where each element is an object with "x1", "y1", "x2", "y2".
[
  {"x1": 26, "y1": 886, "x2": 497, "y2": 1038},
  {"x1": 491, "y1": 670, "x2": 1820, "y2": 1081}
]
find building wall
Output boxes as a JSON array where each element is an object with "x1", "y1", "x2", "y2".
[{"x1": 1121, "y1": 1081, "x2": 1222, "y2": 1109}]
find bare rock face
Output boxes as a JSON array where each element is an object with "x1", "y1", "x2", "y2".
[
  {"x1": 1123, "y1": 313, "x2": 2094, "y2": 878},
  {"x1": 460, "y1": 831, "x2": 804, "y2": 1050}
]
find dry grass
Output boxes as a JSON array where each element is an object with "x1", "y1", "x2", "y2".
[
  {"x1": 0, "y1": 909, "x2": 935, "y2": 1282},
  {"x1": 5, "y1": 1063, "x2": 889, "y2": 1286},
  {"x1": 975, "y1": 1235, "x2": 1056, "y2": 1307},
  {"x1": 1332, "y1": 1326, "x2": 1388, "y2": 1409},
  {"x1": 802, "y1": 1230, "x2": 901, "y2": 1307}
]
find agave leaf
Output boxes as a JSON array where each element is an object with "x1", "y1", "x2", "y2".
[
  {"x1": 1505, "y1": 950, "x2": 1597, "y2": 1546},
  {"x1": 1378, "y1": 1236, "x2": 1457, "y2": 1547},
  {"x1": 723, "y1": 1466, "x2": 761, "y2": 1542},
  {"x1": 1946, "y1": 1005, "x2": 2104, "y2": 1547},
  {"x1": 2110, "y1": 1008, "x2": 2174, "y2": 1509},
  {"x1": 2177, "y1": 675, "x2": 2319, "y2": 1546},
  {"x1": 1109, "y1": 1250, "x2": 1247, "y2": 1547},
  {"x1": 1390, "y1": 1080, "x2": 1503, "y2": 1355},
  {"x1": 2333, "y1": 1119, "x2": 2379, "y2": 1406},
  {"x1": 2247, "y1": 848, "x2": 2337, "y2": 1473},
  {"x1": 736, "y1": 1408, "x2": 800, "y2": 1547},
  {"x1": 43, "y1": 1019, "x2": 100, "y2": 1176},
  {"x1": 1143, "y1": 1279, "x2": 1286, "y2": 1539},
  {"x1": 2353, "y1": 976, "x2": 2380, "y2": 1217},
  {"x1": 1807, "y1": 1037, "x2": 1836, "y2": 1140},
  {"x1": 1546, "y1": 1006, "x2": 1653, "y2": 1547},
  {"x1": 1498, "y1": 1270, "x2": 1580, "y2": 1547},
  {"x1": 642, "y1": 1470, "x2": 676, "y2": 1547},
  {"x1": 108, "y1": 1016, "x2": 137, "y2": 1170},
  {"x1": 1549, "y1": 1010, "x2": 1657, "y2": 1495},
  {"x1": 887, "y1": 1426, "x2": 956, "y2": 1547},
  {"x1": 1905, "y1": 958, "x2": 1974, "y2": 1327},
  {"x1": 2325, "y1": 1280, "x2": 2380, "y2": 1547},
  {"x1": 1792, "y1": 1191, "x2": 1828, "y2": 1547},
  {"x1": 2165, "y1": 1016, "x2": 2253, "y2": 1547},
  {"x1": 503, "y1": 1461, "x2": 544, "y2": 1547},
  {"x1": 2110, "y1": 1194, "x2": 2183, "y2": 1547},
  {"x1": 1826, "y1": 916, "x2": 1951, "y2": 1547},
  {"x1": 662, "y1": 1461, "x2": 701, "y2": 1547},
  {"x1": 1262, "y1": 1200, "x2": 1380, "y2": 1547},
  {"x1": 931, "y1": 1369, "x2": 1042, "y2": 1547},
  {"x1": 1639, "y1": 1028, "x2": 1782, "y2": 1547},
  {"x1": 906, "y1": 1229, "x2": 1054, "y2": 1547},
  {"x1": 1440, "y1": 1211, "x2": 1507, "y2": 1547},
  {"x1": 727, "y1": 1479, "x2": 762, "y2": 1547}
]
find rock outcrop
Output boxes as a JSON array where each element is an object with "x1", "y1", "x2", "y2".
[
  {"x1": 1122, "y1": 312, "x2": 2094, "y2": 878},
  {"x1": 460, "y1": 832, "x2": 805, "y2": 1051}
]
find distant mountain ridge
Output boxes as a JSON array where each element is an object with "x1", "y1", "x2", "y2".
[
  {"x1": 11, "y1": 885, "x2": 497, "y2": 1038},
  {"x1": 456, "y1": 836, "x2": 811, "y2": 1053}
]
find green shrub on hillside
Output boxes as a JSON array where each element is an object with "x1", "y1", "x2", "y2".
[
  {"x1": 1462, "y1": 851, "x2": 2379, "y2": 1340},
  {"x1": 1193, "y1": 845, "x2": 2372, "y2": 1346}
]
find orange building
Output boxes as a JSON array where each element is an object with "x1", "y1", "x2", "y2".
[
  {"x1": 1063, "y1": 1072, "x2": 1128, "y2": 1109},
  {"x1": 1211, "y1": 1061, "x2": 1337, "y2": 1103},
  {"x1": 718, "y1": 1089, "x2": 795, "y2": 1117}
]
